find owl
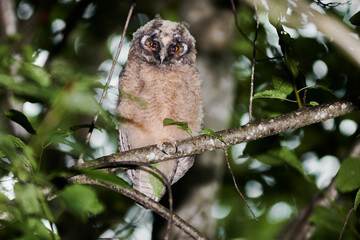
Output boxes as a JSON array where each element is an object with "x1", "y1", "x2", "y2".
[{"x1": 116, "y1": 17, "x2": 203, "y2": 202}]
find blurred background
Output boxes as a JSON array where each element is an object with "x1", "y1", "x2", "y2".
[{"x1": 0, "y1": 0, "x2": 359, "y2": 239}]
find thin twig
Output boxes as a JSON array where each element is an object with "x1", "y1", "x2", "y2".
[
  {"x1": 255, "y1": 56, "x2": 284, "y2": 62},
  {"x1": 338, "y1": 207, "x2": 354, "y2": 240},
  {"x1": 77, "y1": 3, "x2": 135, "y2": 164},
  {"x1": 229, "y1": 0, "x2": 253, "y2": 45},
  {"x1": 248, "y1": 0, "x2": 260, "y2": 122},
  {"x1": 224, "y1": 149, "x2": 259, "y2": 221}
]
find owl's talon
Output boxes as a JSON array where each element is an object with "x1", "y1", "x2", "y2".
[{"x1": 156, "y1": 138, "x2": 177, "y2": 155}]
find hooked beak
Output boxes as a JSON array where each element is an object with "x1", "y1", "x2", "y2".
[{"x1": 159, "y1": 48, "x2": 167, "y2": 64}]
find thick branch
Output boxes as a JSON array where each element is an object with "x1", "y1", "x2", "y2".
[{"x1": 78, "y1": 96, "x2": 360, "y2": 170}]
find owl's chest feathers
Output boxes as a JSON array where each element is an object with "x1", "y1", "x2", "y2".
[{"x1": 128, "y1": 64, "x2": 197, "y2": 118}]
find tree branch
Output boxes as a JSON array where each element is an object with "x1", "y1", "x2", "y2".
[
  {"x1": 70, "y1": 96, "x2": 359, "y2": 239},
  {"x1": 77, "y1": 96, "x2": 360, "y2": 170},
  {"x1": 69, "y1": 175, "x2": 208, "y2": 240}
]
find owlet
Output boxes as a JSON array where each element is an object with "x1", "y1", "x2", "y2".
[{"x1": 116, "y1": 18, "x2": 203, "y2": 202}]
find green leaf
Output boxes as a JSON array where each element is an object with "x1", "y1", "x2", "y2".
[
  {"x1": 253, "y1": 90, "x2": 288, "y2": 100},
  {"x1": 163, "y1": 118, "x2": 193, "y2": 137},
  {"x1": 255, "y1": 150, "x2": 283, "y2": 165},
  {"x1": 278, "y1": 148, "x2": 305, "y2": 176},
  {"x1": 149, "y1": 164, "x2": 164, "y2": 199},
  {"x1": 277, "y1": 28, "x2": 300, "y2": 78},
  {"x1": 21, "y1": 45, "x2": 36, "y2": 62},
  {"x1": 309, "y1": 206, "x2": 343, "y2": 233},
  {"x1": 309, "y1": 101, "x2": 319, "y2": 106},
  {"x1": 254, "y1": 77, "x2": 293, "y2": 101},
  {"x1": 336, "y1": 157, "x2": 360, "y2": 192},
  {"x1": 256, "y1": 147, "x2": 311, "y2": 181},
  {"x1": 19, "y1": 62, "x2": 50, "y2": 87},
  {"x1": 60, "y1": 184, "x2": 104, "y2": 221},
  {"x1": 350, "y1": 11, "x2": 360, "y2": 26},
  {"x1": 27, "y1": 218, "x2": 57, "y2": 240},
  {"x1": 81, "y1": 169, "x2": 131, "y2": 189},
  {"x1": 272, "y1": 77, "x2": 293, "y2": 96},
  {"x1": 7, "y1": 134, "x2": 28, "y2": 149},
  {"x1": 0, "y1": 134, "x2": 36, "y2": 171},
  {"x1": 201, "y1": 128, "x2": 225, "y2": 143},
  {"x1": 355, "y1": 189, "x2": 360, "y2": 211},
  {"x1": 14, "y1": 183, "x2": 42, "y2": 215},
  {"x1": 5, "y1": 109, "x2": 36, "y2": 134}
]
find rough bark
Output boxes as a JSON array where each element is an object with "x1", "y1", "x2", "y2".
[{"x1": 77, "y1": 96, "x2": 360, "y2": 170}]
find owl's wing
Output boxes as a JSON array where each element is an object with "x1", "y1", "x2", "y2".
[
  {"x1": 172, "y1": 156, "x2": 194, "y2": 184},
  {"x1": 118, "y1": 130, "x2": 131, "y2": 152},
  {"x1": 119, "y1": 129, "x2": 137, "y2": 184}
]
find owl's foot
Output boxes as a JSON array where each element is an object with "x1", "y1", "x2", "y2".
[{"x1": 156, "y1": 137, "x2": 178, "y2": 155}]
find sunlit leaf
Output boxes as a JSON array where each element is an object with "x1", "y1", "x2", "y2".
[
  {"x1": 336, "y1": 157, "x2": 360, "y2": 192},
  {"x1": 163, "y1": 118, "x2": 193, "y2": 137},
  {"x1": 254, "y1": 77, "x2": 293, "y2": 101},
  {"x1": 60, "y1": 184, "x2": 104, "y2": 221},
  {"x1": 253, "y1": 90, "x2": 288, "y2": 100},
  {"x1": 309, "y1": 101, "x2": 319, "y2": 106}
]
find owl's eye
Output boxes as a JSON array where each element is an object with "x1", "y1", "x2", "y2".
[
  {"x1": 169, "y1": 45, "x2": 179, "y2": 54},
  {"x1": 146, "y1": 40, "x2": 160, "y2": 50}
]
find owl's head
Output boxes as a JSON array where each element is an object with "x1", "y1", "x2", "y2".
[{"x1": 131, "y1": 18, "x2": 196, "y2": 65}]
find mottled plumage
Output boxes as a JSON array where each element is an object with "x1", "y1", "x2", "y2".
[{"x1": 116, "y1": 18, "x2": 203, "y2": 201}]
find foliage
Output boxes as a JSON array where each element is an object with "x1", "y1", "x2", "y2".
[{"x1": 0, "y1": 0, "x2": 359, "y2": 239}]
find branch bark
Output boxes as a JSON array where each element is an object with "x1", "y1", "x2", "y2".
[{"x1": 77, "y1": 96, "x2": 360, "y2": 170}]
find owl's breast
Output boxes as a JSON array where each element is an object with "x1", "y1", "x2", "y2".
[{"x1": 118, "y1": 61, "x2": 202, "y2": 147}]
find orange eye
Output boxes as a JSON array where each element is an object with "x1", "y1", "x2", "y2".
[
  {"x1": 147, "y1": 40, "x2": 159, "y2": 49},
  {"x1": 170, "y1": 45, "x2": 179, "y2": 53}
]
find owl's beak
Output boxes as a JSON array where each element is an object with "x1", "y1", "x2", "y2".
[{"x1": 159, "y1": 49, "x2": 167, "y2": 64}]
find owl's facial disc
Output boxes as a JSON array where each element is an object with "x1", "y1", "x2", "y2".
[{"x1": 139, "y1": 34, "x2": 189, "y2": 65}]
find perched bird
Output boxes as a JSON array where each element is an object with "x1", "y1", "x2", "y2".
[{"x1": 116, "y1": 17, "x2": 203, "y2": 201}]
